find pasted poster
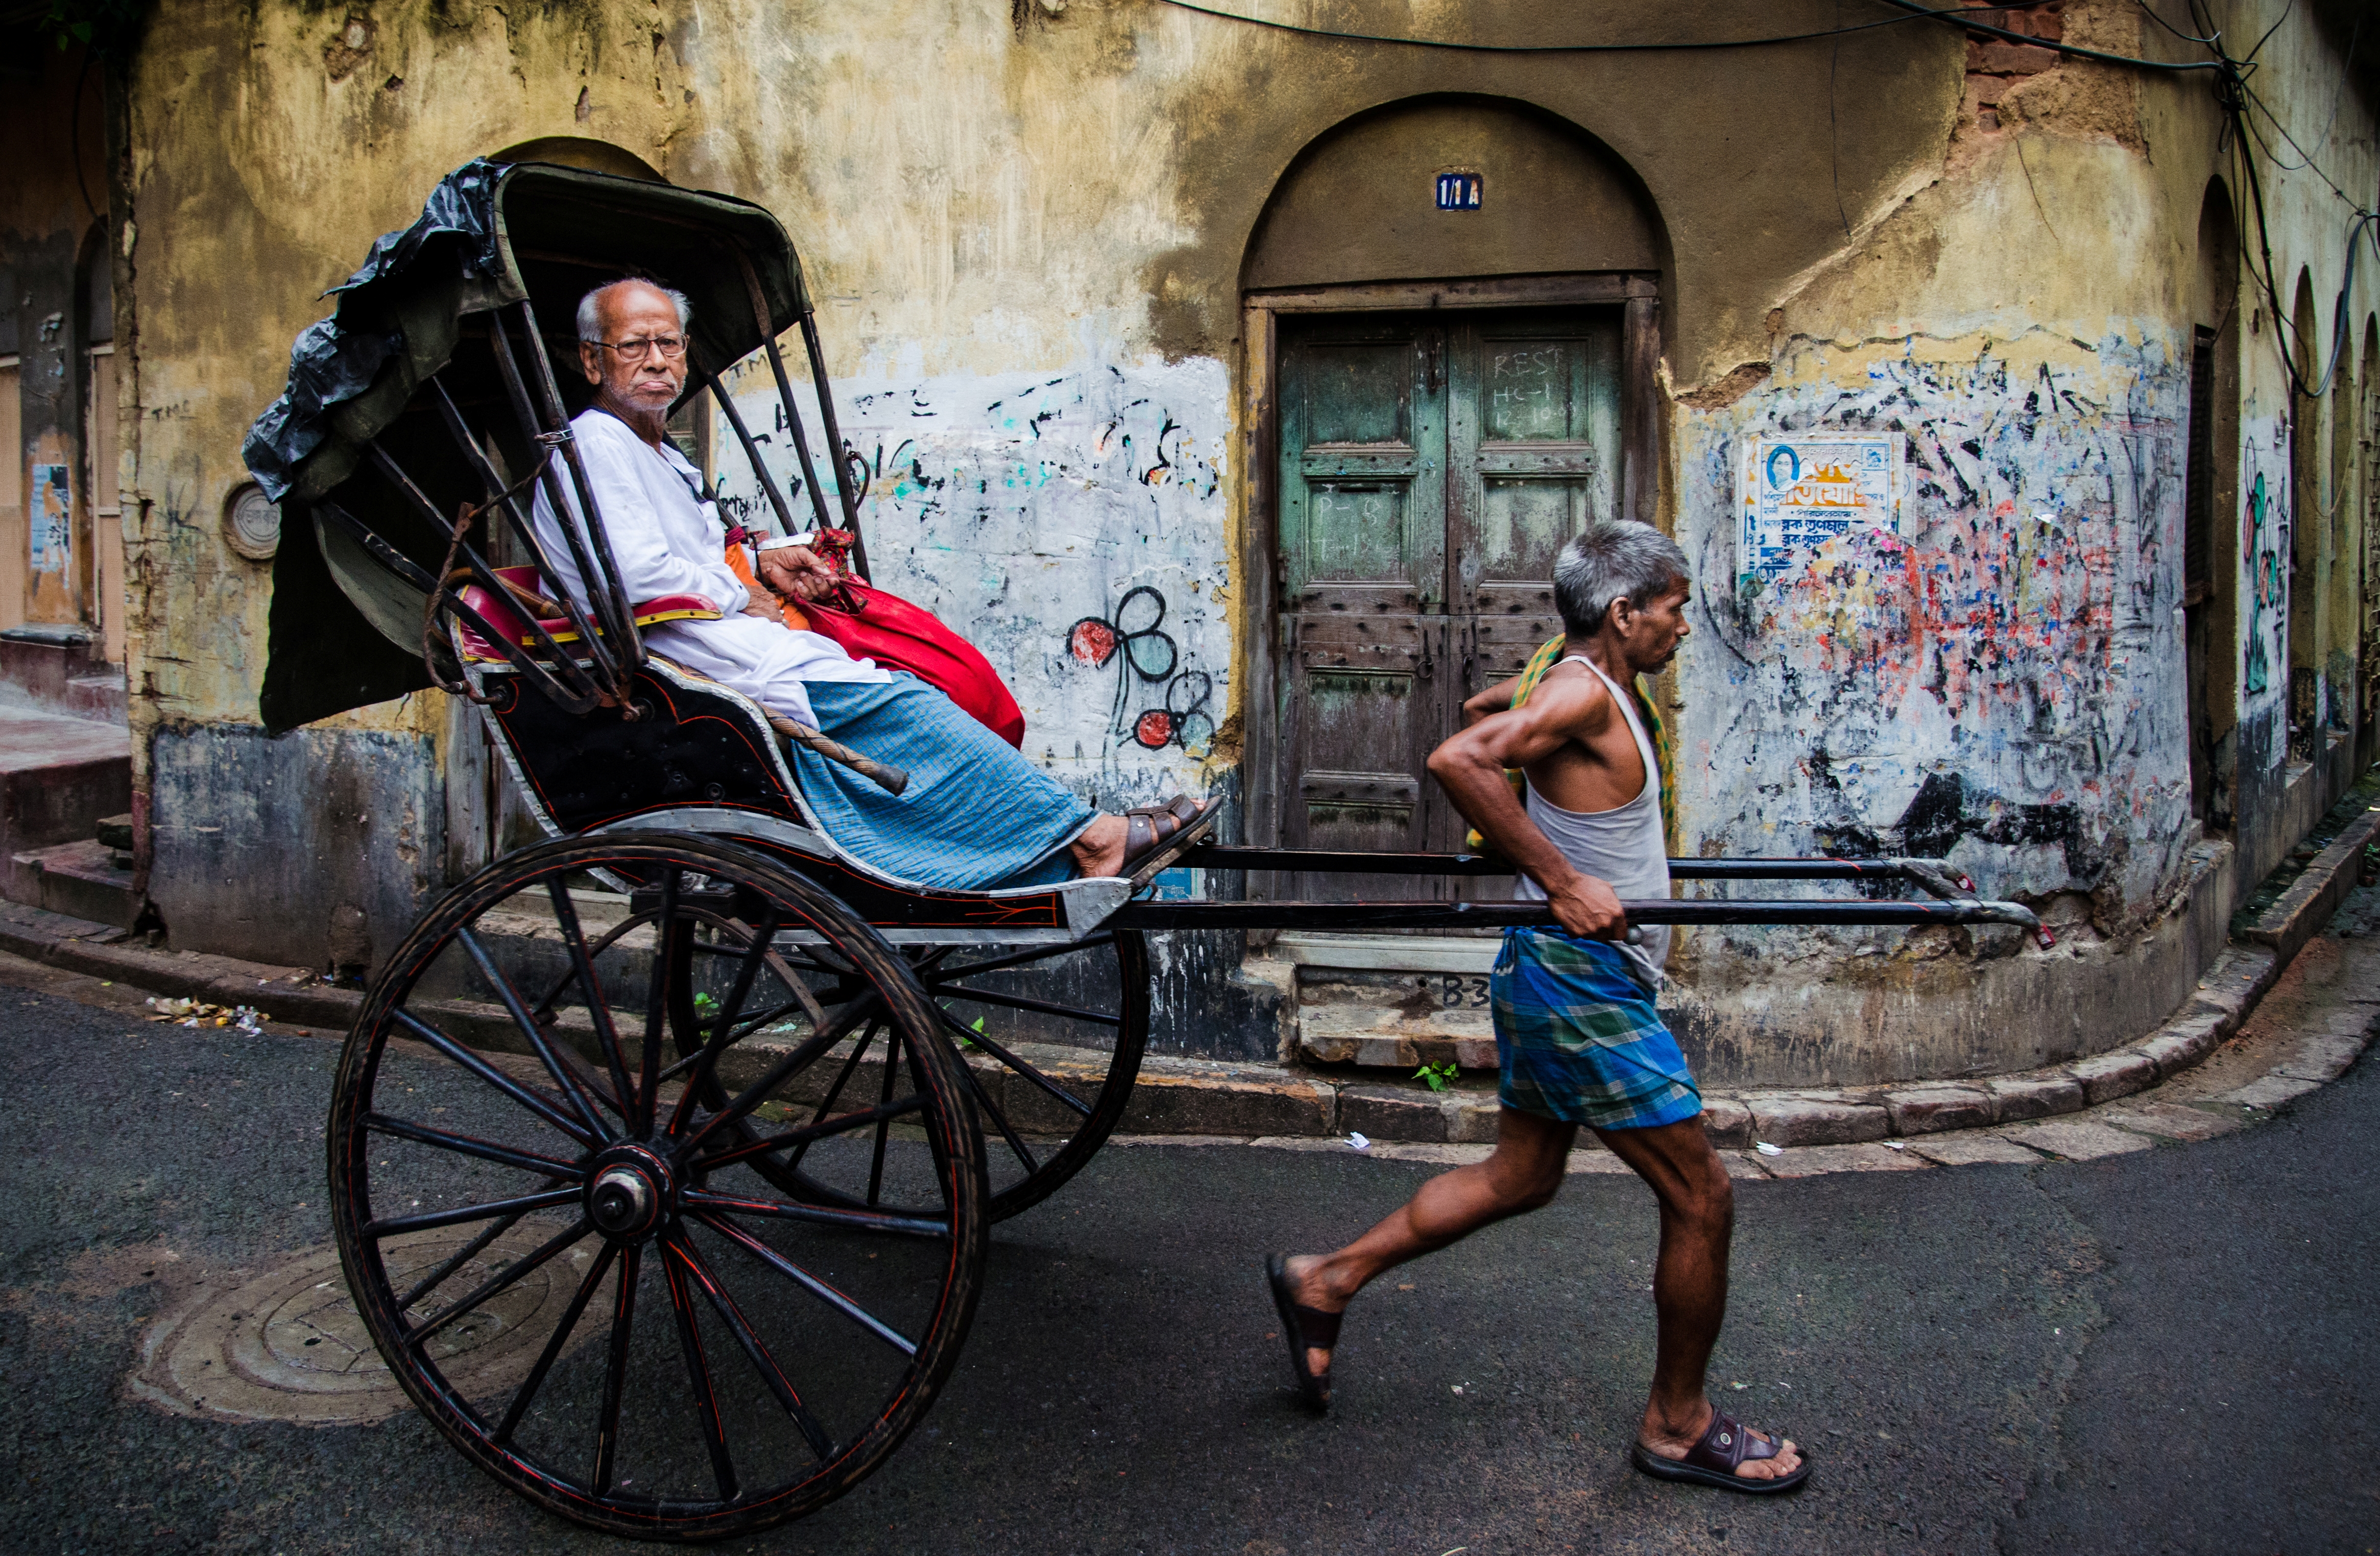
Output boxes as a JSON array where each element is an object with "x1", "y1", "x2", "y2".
[
  {"x1": 1737, "y1": 432, "x2": 1903, "y2": 581},
  {"x1": 31, "y1": 464, "x2": 70, "y2": 574}
]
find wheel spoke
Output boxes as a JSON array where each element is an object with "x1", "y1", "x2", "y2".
[
  {"x1": 637, "y1": 870, "x2": 679, "y2": 1134},
  {"x1": 541, "y1": 882, "x2": 641, "y2": 1113},
  {"x1": 959, "y1": 1059, "x2": 1041, "y2": 1176},
  {"x1": 365, "y1": 1113, "x2": 585, "y2": 1179},
  {"x1": 404, "y1": 1215, "x2": 590, "y2": 1349},
  {"x1": 688, "y1": 1095, "x2": 925, "y2": 1174},
  {"x1": 692, "y1": 1211, "x2": 918, "y2": 1356},
  {"x1": 932, "y1": 982, "x2": 1121, "y2": 1029},
  {"x1": 666, "y1": 1227, "x2": 835, "y2": 1461},
  {"x1": 493, "y1": 1240, "x2": 617, "y2": 1446},
  {"x1": 784, "y1": 1019, "x2": 879, "y2": 1173},
  {"x1": 678, "y1": 994, "x2": 883, "y2": 1159},
  {"x1": 933, "y1": 1005, "x2": 1094, "y2": 1119},
  {"x1": 455, "y1": 925, "x2": 614, "y2": 1140},
  {"x1": 365, "y1": 1186, "x2": 582, "y2": 1238},
  {"x1": 866, "y1": 1025, "x2": 901, "y2": 1207},
  {"x1": 397, "y1": 1210, "x2": 527, "y2": 1310},
  {"x1": 592, "y1": 1245, "x2": 641, "y2": 1496},
  {"x1": 392, "y1": 1009, "x2": 597, "y2": 1148},
  {"x1": 666, "y1": 911, "x2": 782, "y2": 1137},
  {"x1": 660, "y1": 1232, "x2": 740, "y2": 1501},
  {"x1": 681, "y1": 1187, "x2": 949, "y2": 1240}
]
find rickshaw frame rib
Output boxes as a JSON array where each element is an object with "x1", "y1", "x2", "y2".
[
  {"x1": 730, "y1": 242, "x2": 844, "y2": 542},
  {"x1": 427, "y1": 378, "x2": 613, "y2": 703},
  {"x1": 485, "y1": 307, "x2": 639, "y2": 676},
  {"x1": 363, "y1": 442, "x2": 593, "y2": 703},
  {"x1": 704, "y1": 368, "x2": 798, "y2": 537},
  {"x1": 508, "y1": 299, "x2": 647, "y2": 669},
  {"x1": 796, "y1": 310, "x2": 870, "y2": 579},
  {"x1": 315, "y1": 499, "x2": 596, "y2": 714}
]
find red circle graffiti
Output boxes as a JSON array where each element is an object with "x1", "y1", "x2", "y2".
[
  {"x1": 1134, "y1": 710, "x2": 1175, "y2": 749},
  {"x1": 1068, "y1": 618, "x2": 1118, "y2": 667}
]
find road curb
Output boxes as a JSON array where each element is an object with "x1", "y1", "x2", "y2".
[{"x1": 1, "y1": 799, "x2": 2367, "y2": 1150}]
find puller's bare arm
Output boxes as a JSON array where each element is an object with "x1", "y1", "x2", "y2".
[{"x1": 1426, "y1": 673, "x2": 1628, "y2": 940}]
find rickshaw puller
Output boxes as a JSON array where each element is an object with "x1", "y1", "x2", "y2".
[
  {"x1": 1265, "y1": 519, "x2": 1810, "y2": 1495},
  {"x1": 533, "y1": 278, "x2": 1207, "y2": 889}
]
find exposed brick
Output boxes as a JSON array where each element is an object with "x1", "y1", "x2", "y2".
[
  {"x1": 1746, "y1": 1094, "x2": 1890, "y2": 1147},
  {"x1": 1883, "y1": 1085, "x2": 1998, "y2": 1136},
  {"x1": 1986, "y1": 1073, "x2": 2085, "y2": 1121},
  {"x1": 2066, "y1": 1049, "x2": 2157, "y2": 1105},
  {"x1": 1968, "y1": 40, "x2": 2059, "y2": 75}
]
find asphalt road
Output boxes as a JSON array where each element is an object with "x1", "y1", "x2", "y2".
[{"x1": 2, "y1": 960, "x2": 2374, "y2": 1556}]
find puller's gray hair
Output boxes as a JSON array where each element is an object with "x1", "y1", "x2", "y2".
[
  {"x1": 1552, "y1": 520, "x2": 1691, "y2": 638},
  {"x1": 576, "y1": 278, "x2": 692, "y2": 344}
]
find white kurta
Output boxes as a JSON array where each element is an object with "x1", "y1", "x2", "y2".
[{"x1": 528, "y1": 408, "x2": 888, "y2": 727}]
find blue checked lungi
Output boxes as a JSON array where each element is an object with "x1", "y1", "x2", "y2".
[
  {"x1": 1490, "y1": 928, "x2": 1702, "y2": 1132},
  {"x1": 789, "y1": 675, "x2": 1094, "y2": 891}
]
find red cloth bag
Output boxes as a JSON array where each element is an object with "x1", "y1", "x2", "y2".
[{"x1": 794, "y1": 532, "x2": 1026, "y2": 748}]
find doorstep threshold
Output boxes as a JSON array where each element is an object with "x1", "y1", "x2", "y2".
[{"x1": 1271, "y1": 930, "x2": 1500, "y2": 974}]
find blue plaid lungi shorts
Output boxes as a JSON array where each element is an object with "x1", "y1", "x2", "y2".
[{"x1": 1490, "y1": 928, "x2": 1702, "y2": 1132}]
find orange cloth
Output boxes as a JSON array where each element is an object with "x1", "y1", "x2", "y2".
[{"x1": 725, "y1": 542, "x2": 809, "y2": 630}]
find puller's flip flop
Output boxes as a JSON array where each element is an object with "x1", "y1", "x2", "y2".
[
  {"x1": 1264, "y1": 1254, "x2": 1341, "y2": 1413},
  {"x1": 1630, "y1": 1409, "x2": 1812, "y2": 1494}
]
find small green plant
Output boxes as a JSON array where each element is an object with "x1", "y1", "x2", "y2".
[
  {"x1": 1415, "y1": 1060, "x2": 1459, "y2": 1092},
  {"x1": 692, "y1": 992, "x2": 720, "y2": 1018}
]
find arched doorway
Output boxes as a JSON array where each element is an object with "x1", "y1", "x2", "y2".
[{"x1": 1238, "y1": 96, "x2": 1667, "y2": 893}]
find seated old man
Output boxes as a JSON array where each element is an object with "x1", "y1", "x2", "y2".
[{"x1": 529, "y1": 277, "x2": 1207, "y2": 888}]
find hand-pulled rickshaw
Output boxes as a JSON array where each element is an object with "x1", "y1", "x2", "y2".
[{"x1": 245, "y1": 161, "x2": 2040, "y2": 1541}]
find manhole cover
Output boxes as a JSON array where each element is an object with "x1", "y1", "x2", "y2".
[{"x1": 132, "y1": 1228, "x2": 599, "y2": 1425}]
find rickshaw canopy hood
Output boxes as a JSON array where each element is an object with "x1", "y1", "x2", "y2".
[{"x1": 241, "y1": 159, "x2": 812, "y2": 731}]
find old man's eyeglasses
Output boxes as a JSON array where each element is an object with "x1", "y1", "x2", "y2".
[{"x1": 592, "y1": 333, "x2": 688, "y2": 361}]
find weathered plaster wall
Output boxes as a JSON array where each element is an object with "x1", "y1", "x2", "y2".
[
  {"x1": 114, "y1": 0, "x2": 2376, "y2": 1077},
  {"x1": 1654, "y1": 0, "x2": 2379, "y2": 1080}
]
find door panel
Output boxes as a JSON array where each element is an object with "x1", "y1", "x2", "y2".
[{"x1": 1275, "y1": 305, "x2": 1624, "y2": 897}]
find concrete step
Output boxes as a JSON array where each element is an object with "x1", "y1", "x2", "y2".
[
  {"x1": 1294, "y1": 967, "x2": 1498, "y2": 1069},
  {"x1": 8, "y1": 838, "x2": 139, "y2": 929},
  {"x1": 0, "y1": 709, "x2": 132, "y2": 899}
]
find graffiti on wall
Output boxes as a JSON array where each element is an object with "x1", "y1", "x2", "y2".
[
  {"x1": 1683, "y1": 330, "x2": 2190, "y2": 916},
  {"x1": 1064, "y1": 585, "x2": 1216, "y2": 756},
  {"x1": 713, "y1": 357, "x2": 1230, "y2": 800},
  {"x1": 2240, "y1": 451, "x2": 2289, "y2": 701}
]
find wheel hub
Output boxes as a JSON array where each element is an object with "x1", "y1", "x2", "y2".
[{"x1": 584, "y1": 1144, "x2": 672, "y2": 1242}]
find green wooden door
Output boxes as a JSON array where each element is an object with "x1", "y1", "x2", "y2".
[{"x1": 1277, "y1": 307, "x2": 1623, "y2": 896}]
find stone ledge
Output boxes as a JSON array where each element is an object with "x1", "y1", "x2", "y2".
[{"x1": 2240, "y1": 803, "x2": 2380, "y2": 969}]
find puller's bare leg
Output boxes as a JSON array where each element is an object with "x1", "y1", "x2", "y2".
[
  {"x1": 1282, "y1": 1106, "x2": 1575, "y2": 1378},
  {"x1": 1594, "y1": 1115, "x2": 1801, "y2": 1482}
]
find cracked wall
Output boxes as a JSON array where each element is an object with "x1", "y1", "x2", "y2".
[{"x1": 107, "y1": 0, "x2": 2380, "y2": 1076}]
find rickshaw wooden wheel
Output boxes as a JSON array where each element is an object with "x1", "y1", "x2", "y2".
[
  {"x1": 327, "y1": 833, "x2": 988, "y2": 1541},
  {"x1": 716, "y1": 928, "x2": 1149, "y2": 1223}
]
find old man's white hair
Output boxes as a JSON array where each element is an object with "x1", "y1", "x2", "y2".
[{"x1": 575, "y1": 278, "x2": 692, "y2": 344}]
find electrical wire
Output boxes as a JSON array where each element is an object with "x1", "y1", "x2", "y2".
[{"x1": 1150, "y1": 0, "x2": 2054, "y2": 56}]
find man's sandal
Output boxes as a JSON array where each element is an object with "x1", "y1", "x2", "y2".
[
  {"x1": 1117, "y1": 795, "x2": 1219, "y2": 877},
  {"x1": 1630, "y1": 1409, "x2": 1812, "y2": 1494},
  {"x1": 1264, "y1": 1254, "x2": 1340, "y2": 1413}
]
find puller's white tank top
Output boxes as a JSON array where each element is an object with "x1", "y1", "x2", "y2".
[{"x1": 1512, "y1": 654, "x2": 1671, "y2": 989}]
